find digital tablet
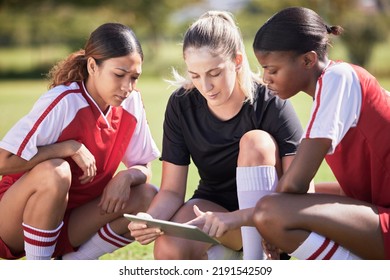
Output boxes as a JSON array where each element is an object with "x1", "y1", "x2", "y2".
[{"x1": 124, "y1": 214, "x2": 220, "y2": 245}]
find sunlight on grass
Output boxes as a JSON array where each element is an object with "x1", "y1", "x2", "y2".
[{"x1": 1, "y1": 74, "x2": 389, "y2": 260}]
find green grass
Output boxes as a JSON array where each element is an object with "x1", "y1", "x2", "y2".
[{"x1": 1, "y1": 76, "x2": 390, "y2": 260}]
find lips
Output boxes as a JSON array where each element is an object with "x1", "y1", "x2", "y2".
[
  {"x1": 207, "y1": 92, "x2": 219, "y2": 99},
  {"x1": 115, "y1": 95, "x2": 127, "y2": 102},
  {"x1": 267, "y1": 87, "x2": 278, "y2": 96}
]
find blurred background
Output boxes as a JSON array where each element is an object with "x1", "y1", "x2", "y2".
[
  {"x1": 1, "y1": 0, "x2": 390, "y2": 212},
  {"x1": 0, "y1": 0, "x2": 389, "y2": 260},
  {"x1": 1, "y1": 0, "x2": 389, "y2": 79}
]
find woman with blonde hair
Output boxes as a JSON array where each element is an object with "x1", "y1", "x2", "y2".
[{"x1": 129, "y1": 10, "x2": 303, "y2": 260}]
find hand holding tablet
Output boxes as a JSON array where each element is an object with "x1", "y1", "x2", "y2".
[{"x1": 124, "y1": 213, "x2": 220, "y2": 245}]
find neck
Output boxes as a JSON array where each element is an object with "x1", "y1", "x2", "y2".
[
  {"x1": 208, "y1": 90, "x2": 246, "y2": 121},
  {"x1": 307, "y1": 58, "x2": 330, "y2": 98}
]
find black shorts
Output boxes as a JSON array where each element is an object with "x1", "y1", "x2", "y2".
[{"x1": 191, "y1": 189, "x2": 239, "y2": 212}]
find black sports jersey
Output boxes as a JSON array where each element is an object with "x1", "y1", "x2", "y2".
[{"x1": 161, "y1": 83, "x2": 303, "y2": 211}]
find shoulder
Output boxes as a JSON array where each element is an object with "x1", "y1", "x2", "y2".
[
  {"x1": 45, "y1": 82, "x2": 83, "y2": 98},
  {"x1": 35, "y1": 82, "x2": 87, "y2": 113},
  {"x1": 121, "y1": 90, "x2": 145, "y2": 118},
  {"x1": 166, "y1": 87, "x2": 202, "y2": 109},
  {"x1": 320, "y1": 61, "x2": 363, "y2": 97},
  {"x1": 253, "y1": 82, "x2": 290, "y2": 110},
  {"x1": 323, "y1": 61, "x2": 359, "y2": 82}
]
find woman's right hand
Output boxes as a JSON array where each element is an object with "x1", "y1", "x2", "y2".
[
  {"x1": 69, "y1": 141, "x2": 96, "y2": 184},
  {"x1": 128, "y1": 212, "x2": 164, "y2": 245}
]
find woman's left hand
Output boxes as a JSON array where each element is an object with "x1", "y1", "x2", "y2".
[{"x1": 98, "y1": 171, "x2": 131, "y2": 214}]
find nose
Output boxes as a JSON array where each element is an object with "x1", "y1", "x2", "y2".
[
  {"x1": 121, "y1": 80, "x2": 134, "y2": 93},
  {"x1": 200, "y1": 77, "x2": 213, "y2": 93},
  {"x1": 262, "y1": 72, "x2": 271, "y2": 85}
]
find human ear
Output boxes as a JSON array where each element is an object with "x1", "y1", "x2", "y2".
[
  {"x1": 87, "y1": 57, "x2": 97, "y2": 75},
  {"x1": 302, "y1": 51, "x2": 317, "y2": 68},
  {"x1": 235, "y1": 52, "x2": 243, "y2": 71}
]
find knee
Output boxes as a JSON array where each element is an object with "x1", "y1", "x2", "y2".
[
  {"x1": 238, "y1": 130, "x2": 278, "y2": 166},
  {"x1": 31, "y1": 159, "x2": 71, "y2": 198},
  {"x1": 135, "y1": 183, "x2": 158, "y2": 209},
  {"x1": 122, "y1": 183, "x2": 158, "y2": 215},
  {"x1": 154, "y1": 238, "x2": 186, "y2": 260},
  {"x1": 142, "y1": 183, "x2": 158, "y2": 203},
  {"x1": 154, "y1": 237, "x2": 199, "y2": 259},
  {"x1": 253, "y1": 194, "x2": 279, "y2": 235}
]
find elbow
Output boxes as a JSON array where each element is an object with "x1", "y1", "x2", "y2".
[{"x1": 144, "y1": 163, "x2": 153, "y2": 183}]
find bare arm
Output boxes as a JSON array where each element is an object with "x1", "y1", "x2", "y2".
[
  {"x1": 0, "y1": 140, "x2": 96, "y2": 183},
  {"x1": 98, "y1": 163, "x2": 152, "y2": 214},
  {"x1": 147, "y1": 161, "x2": 188, "y2": 220},
  {"x1": 188, "y1": 154, "x2": 309, "y2": 234},
  {"x1": 128, "y1": 161, "x2": 188, "y2": 244},
  {"x1": 276, "y1": 138, "x2": 331, "y2": 193}
]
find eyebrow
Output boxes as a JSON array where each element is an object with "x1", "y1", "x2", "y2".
[
  {"x1": 187, "y1": 67, "x2": 221, "y2": 75},
  {"x1": 115, "y1": 67, "x2": 130, "y2": 73},
  {"x1": 115, "y1": 67, "x2": 141, "y2": 76}
]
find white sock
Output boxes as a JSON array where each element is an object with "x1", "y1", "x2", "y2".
[
  {"x1": 207, "y1": 244, "x2": 243, "y2": 260},
  {"x1": 23, "y1": 222, "x2": 63, "y2": 260},
  {"x1": 236, "y1": 166, "x2": 278, "y2": 260},
  {"x1": 62, "y1": 223, "x2": 133, "y2": 260},
  {"x1": 290, "y1": 232, "x2": 362, "y2": 260}
]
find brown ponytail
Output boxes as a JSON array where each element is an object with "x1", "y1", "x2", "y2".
[
  {"x1": 46, "y1": 23, "x2": 143, "y2": 89},
  {"x1": 47, "y1": 50, "x2": 88, "y2": 88}
]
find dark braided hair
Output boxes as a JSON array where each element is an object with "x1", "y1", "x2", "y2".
[{"x1": 253, "y1": 7, "x2": 343, "y2": 61}]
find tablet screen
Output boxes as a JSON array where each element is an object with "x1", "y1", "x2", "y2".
[{"x1": 124, "y1": 214, "x2": 220, "y2": 245}]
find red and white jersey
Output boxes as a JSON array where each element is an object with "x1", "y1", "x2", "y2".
[
  {"x1": 304, "y1": 61, "x2": 390, "y2": 206},
  {"x1": 0, "y1": 82, "x2": 160, "y2": 208}
]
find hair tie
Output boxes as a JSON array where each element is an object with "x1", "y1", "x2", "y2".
[{"x1": 325, "y1": 24, "x2": 332, "y2": 34}]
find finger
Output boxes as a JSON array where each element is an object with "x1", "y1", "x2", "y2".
[
  {"x1": 80, "y1": 176, "x2": 92, "y2": 185},
  {"x1": 79, "y1": 172, "x2": 88, "y2": 181},
  {"x1": 128, "y1": 222, "x2": 147, "y2": 231},
  {"x1": 185, "y1": 215, "x2": 203, "y2": 226},
  {"x1": 202, "y1": 219, "x2": 213, "y2": 235},
  {"x1": 193, "y1": 205, "x2": 204, "y2": 217},
  {"x1": 99, "y1": 199, "x2": 109, "y2": 214},
  {"x1": 105, "y1": 200, "x2": 116, "y2": 214},
  {"x1": 131, "y1": 229, "x2": 159, "y2": 240},
  {"x1": 113, "y1": 201, "x2": 125, "y2": 213},
  {"x1": 208, "y1": 221, "x2": 220, "y2": 237},
  {"x1": 215, "y1": 225, "x2": 227, "y2": 238},
  {"x1": 90, "y1": 163, "x2": 97, "y2": 177},
  {"x1": 138, "y1": 235, "x2": 161, "y2": 245},
  {"x1": 137, "y1": 231, "x2": 164, "y2": 244}
]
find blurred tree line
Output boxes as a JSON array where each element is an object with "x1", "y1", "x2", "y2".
[{"x1": 0, "y1": 0, "x2": 389, "y2": 78}]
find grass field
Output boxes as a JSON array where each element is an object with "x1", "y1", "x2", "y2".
[{"x1": 1, "y1": 75, "x2": 389, "y2": 260}]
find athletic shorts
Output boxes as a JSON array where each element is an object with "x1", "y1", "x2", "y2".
[
  {"x1": 191, "y1": 189, "x2": 239, "y2": 212},
  {"x1": 378, "y1": 206, "x2": 390, "y2": 259}
]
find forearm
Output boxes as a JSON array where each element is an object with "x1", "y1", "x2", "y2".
[
  {"x1": 147, "y1": 189, "x2": 184, "y2": 220},
  {"x1": 122, "y1": 163, "x2": 152, "y2": 186},
  {"x1": 0, "y1": 140, "x2": 80, "y2": 175},
  {"x1": 232, "y1": 208, "x2": 255, "y2": 227}
]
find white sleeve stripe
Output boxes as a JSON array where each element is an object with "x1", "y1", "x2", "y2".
[
  {"x1": 16, "y1": 88, "x2": 82, "y2": 157},
  {"x1": 305, "y1": 74, "x2": 324, "y2": 138}
]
